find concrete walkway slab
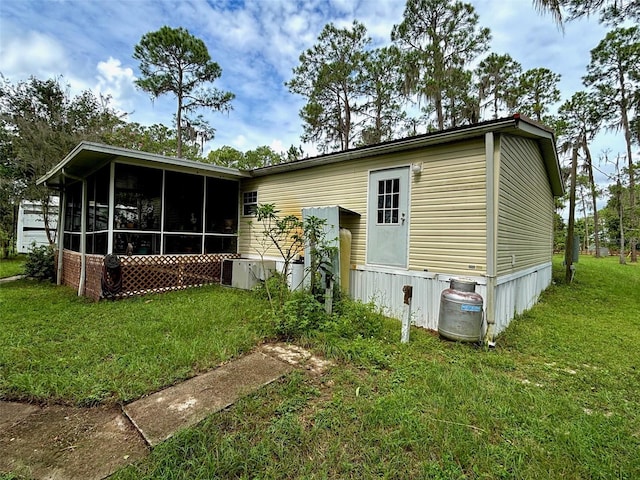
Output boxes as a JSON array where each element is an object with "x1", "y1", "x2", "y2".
[
  {"x1": 0, "y1": 274, "x2": 26, "y2": 283},
  {"x1": 123, "y1": 351, "x2": 292, "y2": 446}
]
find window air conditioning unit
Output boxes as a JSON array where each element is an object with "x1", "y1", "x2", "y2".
[{"x1": 221, "y1": 259, "x2": 275, "y2": 290}]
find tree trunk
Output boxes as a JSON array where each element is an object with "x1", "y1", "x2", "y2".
[
  {"x1": 584, "y1": 143, "x2": 601, "y2": 257},
  {"x1": 435, "y1": 91, "x2": 444, "y2": 130},
  {"x1": 41, "y1": 196, "x2": 55, "y2": 245},
  {"x1": 565, "y1": 146, "x2": 579, "y2": 283},
  {"x1": 618, "y1": 64, "x2": 636, "y2": 262},
  {"x1": 618, "y1": 177, "x2": 626, "y2": 265},
  {"x1": 176, "y1": 69, "x2": 184, "y2": 158},
  {"x1": 581, "y1": 193, "x2": 589, "y2": 253}
]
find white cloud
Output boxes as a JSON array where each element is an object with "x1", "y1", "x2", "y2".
[
  {"x1": 95, "y1": 57, "x2": 138, "y2": 114},
  {"x1": 0, "y1": 29, "x2": 68, "y2": 79},
  {"x1": 232, "y1": 134, "x2": 248, "y2": 149},
  {"x1": 270, "y1": 139, "x2": 285, "y2": 154}
]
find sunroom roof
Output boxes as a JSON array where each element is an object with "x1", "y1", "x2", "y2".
[{"x1": 38, "y1": 141, "x2": 249, "y2": 188}]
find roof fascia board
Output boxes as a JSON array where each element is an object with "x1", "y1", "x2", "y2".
[
  {"x1": 113, "y1": 156, "x2": 243, "y2": 180},
  {"x1": 250, "y1": 118, "x2": 519, "y2": 177}
]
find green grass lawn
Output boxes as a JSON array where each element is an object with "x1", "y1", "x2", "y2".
[
  {"x1": 112, "y1": 256, "x2": 639, "y2": 479},
  {"x1": 2, "y1": 255, "x2": 639, "y2": 478},
  {"x1": 0, "y1": 255, "x2": 26, "y2": 278},
  {"x1": 0, "y1": 281, "x2": 270, "y2": 406}
]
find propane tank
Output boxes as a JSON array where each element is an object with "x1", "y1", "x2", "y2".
[{"x1": 438, "y1": 278, "x2": 483, "y2": 342}]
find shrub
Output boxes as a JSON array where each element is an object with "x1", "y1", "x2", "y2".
[
  {"x1": 273, "y1": 291, "x2": 328, "y2": 340},
  {"x1": 324, "y1": 298, "x2": 384, "y2": 339},
  {"x1": 268, "y1": 293, "x2": 386, "y2": 343},
  {"x1": 24, "y1": 244, "x2": 56, "y2": 281}
]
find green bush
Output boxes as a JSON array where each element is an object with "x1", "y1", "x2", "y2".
[
  {"x1": 326, "y1": 298, "x2": 384, "y2": 339},
  {"x1": 24, "y1": 244, "x2": 56, "y2": 281},
  {"x1": 273, "y1": 291, "x2": 327, "y2": 340},
  {"x1": 268, "y1": 292, "x2": 385, "y2": 342}
]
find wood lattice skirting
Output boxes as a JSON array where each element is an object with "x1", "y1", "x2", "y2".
[{"x1": 61, "y1": 250, "x2": 240, "y2": 300}]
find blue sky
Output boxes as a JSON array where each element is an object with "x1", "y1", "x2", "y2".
[{"x1": 0, "y1": 0, "x2": 628, "y2": 196}]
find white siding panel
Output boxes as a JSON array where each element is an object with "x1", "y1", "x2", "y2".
[{"x1": 493, "y1": 262, "x2": 552, "y2": 334}]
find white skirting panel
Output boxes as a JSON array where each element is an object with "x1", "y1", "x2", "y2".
[
  {"x1": 350, "y1": 267, "x2": 487, "y2": 331},
  {"x1": 350, "y1": 262, "x2": 552, "y2": 335},
  {"x1": 493, "y1": 262, "x2": 552, "y2": 335}
]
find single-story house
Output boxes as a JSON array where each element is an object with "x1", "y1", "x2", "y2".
[{"x1": 38, "y1": 114, "x2": 562, "y2": 340}]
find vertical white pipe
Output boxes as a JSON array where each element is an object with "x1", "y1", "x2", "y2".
[
  {"x1": 485, "y1": 132, "x2": 498, "y2": 343},
  {"x1": 160, "y1": 169, "x2": 166, "y2": 255},
  {"x1": 107, "y1": 162, "x2": 115, "y2": 254}
]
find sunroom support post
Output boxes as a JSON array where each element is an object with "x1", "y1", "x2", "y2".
[
  {"x1": 78, "y1": 178, "x2": 88, "y2": 296},
  {"x1": 485, "y1": 132, "x2": 498, "y2": 344},
  {"x1": 107, "y1": 162, "x2": 115, "y2": 254},
  {"x1": 56, "y1": 188, "x2": 66, "y2": 285}
]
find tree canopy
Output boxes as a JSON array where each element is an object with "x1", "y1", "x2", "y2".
[
  {"x1": 286, "y1": 21, "x2": 370, "y2": 153},
  {"x1": 0, "y1": 76, "x2": 123, "y2": 249},
  {"x1": 391, "y1": 0, "x2": 491, "y2": 130},
  {"x1": 133, "y1": 26, "x2": 234, "y2": 157}
]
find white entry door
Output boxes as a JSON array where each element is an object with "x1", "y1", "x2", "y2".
[{"x1": 366, "y1": 167, "x2": 410, "y2": 268}]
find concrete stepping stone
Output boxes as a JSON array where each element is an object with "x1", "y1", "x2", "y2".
[{"x1": 123, "y1": 351, "x2": 292, "y2": 446}]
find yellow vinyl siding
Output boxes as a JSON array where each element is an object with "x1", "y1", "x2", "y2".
[
  {"x1": 239, "y1": 152, "x2": 414, "y2": 263},
  {"x1": 409, "y1": 140, "x2": 487, "y2": 274},
  {"x1": 497, "y1": 135, "x2": 554, "y2": 275},
  {"x1": 238, "y1": 139, "x2": 487, "y2": 274}
]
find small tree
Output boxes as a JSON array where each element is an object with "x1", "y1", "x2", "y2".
[
  {"x1": 475, "y1": 53, "x2": 522, "y2": 119},
  {"x1": 253, "y1": 204, "x2": 337, "y2": 310},
  {"x1": 391, "y1": 0, "x2": 491, "y2": 129},
  {"x1": 133, "y1": 26, "x2": 234, "y2": 158},
  {"x1": 516, "y1": 67, "x2": 561, "y2": 123}
]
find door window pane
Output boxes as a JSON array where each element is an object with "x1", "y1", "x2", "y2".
[{"x1": 377, "y1": 178, "x2": 400, "y2": 224}]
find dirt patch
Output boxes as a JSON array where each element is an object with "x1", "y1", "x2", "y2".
[
  {"x1": 260, "y1": 343, "x2": 334, "y2": 374},
  {"x1": 0, "y1": 403, "x2": 148, "y2": 480}
]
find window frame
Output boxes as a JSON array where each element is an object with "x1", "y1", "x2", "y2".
[{"x1": 242, "y1": 191, "x2": 258, "y2": 216}]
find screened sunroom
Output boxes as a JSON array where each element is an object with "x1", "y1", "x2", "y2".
[{"x1": 39, "y1": 142, "x2": 248, "y2": 300}]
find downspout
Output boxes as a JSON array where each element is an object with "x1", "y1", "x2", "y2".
[
  {"x1": 484, "y1": 132, "x2": 498, "y2": 345},
  {"x1": 56, "y1": 187, "x2": 66, "y2": 285}
]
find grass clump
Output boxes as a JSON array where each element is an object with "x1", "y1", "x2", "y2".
[
  {"x1": 0, "y1": 254, "x2": 26, "y2": 278},
  {"x1": 0, "y1": 281, "x2": 270, "y2": 406}
]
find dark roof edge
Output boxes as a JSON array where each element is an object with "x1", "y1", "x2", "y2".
[
  {"x1": 37, "y1": 141, "x2": 249, "y2": 186},
  {"x1": 250, "y1": 114, "x2": 563, "y2": 196}
]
